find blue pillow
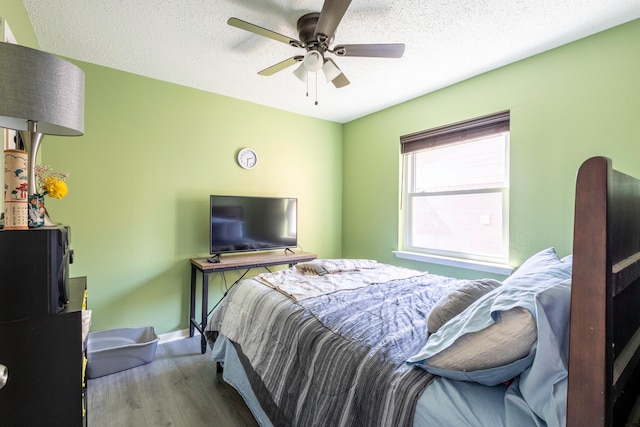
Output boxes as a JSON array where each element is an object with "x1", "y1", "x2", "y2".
[
  {"x1": 517, "y1": 279, "x2": 571, "y2": 427},
  {"x1": 503, "y1": 247, "x2": 566, "y2": 286},
  {"x1": 407, "y1": 259, "x2": 572, "y2": 386}
]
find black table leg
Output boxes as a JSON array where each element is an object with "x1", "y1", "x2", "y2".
[
  {"x1": 201, "y1": 272, "x2": 209, "y2": 354},
  {"x1": 189, "y1": 266, "x2": 196, "y2": 338}
]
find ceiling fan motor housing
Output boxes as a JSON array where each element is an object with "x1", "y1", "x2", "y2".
[{"x1": 297, "y1": 13, "x2": 320, "y2": 45}]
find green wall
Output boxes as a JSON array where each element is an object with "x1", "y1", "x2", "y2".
[
  {"x1": 3, "y1": 0, "x2": 640, "y2": 333},
  {"x1": 342, "y1": 18, "x2": 640, "y2": 279},
  {"x1": 1, "y1": 0, "x2": 343, "y2": 335},
  {"x1": 48, "y1": 65, "x2": 342, "y2": 334},
  {"x1": 0, "y1": 1, "x2": 37, "y2": 48}
]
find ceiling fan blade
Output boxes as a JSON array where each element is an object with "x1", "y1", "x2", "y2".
[
  {"x1": 228, "y1": 17, "x2": 302, "y2": 48},
  {"x1": 333, "y1": 43, "x2": 405, "y2": 58},
  {"x1": 314, "y1": 0, "x2": 352, "y2": 41},
  {"x1": 331, "y1": 72, "x2": 350, "y2": 88},
  {"x1": 258, "y1": 56, "x2": 303, "y2": 76}
]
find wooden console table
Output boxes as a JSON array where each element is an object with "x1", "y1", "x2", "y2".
[{"x1": 189, "y1": 250, "x2": 317, "y2": 353}]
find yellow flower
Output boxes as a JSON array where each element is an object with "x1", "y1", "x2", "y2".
[
  {"x1": 42, "y1": 177, "x2": 68, "y2": 200},
  {"x1": 35, "y1": 164, "x2": 70, "y2": 199}
]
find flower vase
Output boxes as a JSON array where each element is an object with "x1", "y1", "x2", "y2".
[
  {"x1": 28, "y1": 194, "x2": 45, "y2": 228},
  {"x1": 43, "y1": 207, "x2": 56, "y2": 226}
]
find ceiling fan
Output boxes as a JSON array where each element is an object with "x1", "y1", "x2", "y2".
[{"x1": 228, "y1": 0, "x2": 405, "y2": 89}]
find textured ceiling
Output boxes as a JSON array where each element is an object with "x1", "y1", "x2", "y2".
[{"x1": 21, "y1": 0, "x2": 640, "y2": 123}]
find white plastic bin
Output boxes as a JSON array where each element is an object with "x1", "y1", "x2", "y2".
[{"x1": 87, "y1": 326, "x2": 158, "y2": 378}]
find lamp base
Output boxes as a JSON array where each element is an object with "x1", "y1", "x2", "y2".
[{"x1": 19, "y1": 121, "x2": 45, "y2": 197}]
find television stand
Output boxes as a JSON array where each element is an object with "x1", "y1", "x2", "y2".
[{"x1": 189, "y1": 250, "x2": 317, "y2": 353}]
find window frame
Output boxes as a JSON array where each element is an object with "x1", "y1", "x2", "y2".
[{"x1": 398, "y1": 111, "x2": 511, "y2": 269}]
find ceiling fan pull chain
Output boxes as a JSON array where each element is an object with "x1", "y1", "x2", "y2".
[
  {"x1": 315, "y1": 72, "x2": 318, "y2": 106},
  {"x1": 305, "y1": 72, "x2": 309, "y2": 98}
]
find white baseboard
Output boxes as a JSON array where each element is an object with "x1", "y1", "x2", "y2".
[{"x1": 157, "y1": 328, "x2": 200, "y2": 345}]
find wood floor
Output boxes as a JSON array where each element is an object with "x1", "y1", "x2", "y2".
[{"x1": 87, "y1": 336, "x2": 258, "y2": 427}]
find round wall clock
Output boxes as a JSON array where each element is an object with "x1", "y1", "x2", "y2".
[{"x1": 237, "y1": 148, "x2": 258, "y2": 169}]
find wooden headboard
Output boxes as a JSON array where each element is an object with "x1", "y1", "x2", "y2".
[{"x1": 568, "y1": 156, "x2": 640, "y2": 426}]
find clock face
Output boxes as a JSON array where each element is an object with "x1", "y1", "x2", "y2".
[{"x1": 237, "y1": 148, "x2": 258, "y2": 169}]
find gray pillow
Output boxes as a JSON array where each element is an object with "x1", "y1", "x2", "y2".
[
  {"x1": 426, "y1": 307, "x2": 537, "y2": 371},
  {"x1": 427, "y1": 279, "x2": 502, "y2": 334}
]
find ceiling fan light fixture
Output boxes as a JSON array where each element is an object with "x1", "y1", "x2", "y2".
[
  {"x1": 322, "y1": 59, "x2": 341, "y2": 83},
  {"x1": 303, "y1": 50, "x2": 324, "y2": 73},
  {"x1": 293, "y1": 63, "x2": 307, "y2": 82}
]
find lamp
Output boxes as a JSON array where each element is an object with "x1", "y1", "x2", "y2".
[
  {"x1": 0, "y1": 41, "x2": 84, "y2": 196},
  {"x1": 294, "y1": 49, "x2": 325, "y2": 83},
  {"x1": 302, "y1": 50, "x2": 323, "y2": 73},
  {"x1": 293, "y1": 62, "x2": 308, "y2": 82},
  {"x1": 293, "y1": 49, "x2": 343, "y2": 86},
  {"x1": 322, "y1": 59, "x2": 341, "y2": 83}
]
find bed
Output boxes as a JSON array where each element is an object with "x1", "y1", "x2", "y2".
[{"x1": 204, "y1": 156, "x2": 640, "y2": 426}]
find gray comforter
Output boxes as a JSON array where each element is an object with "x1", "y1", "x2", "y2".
[{"x1": 206, "y1": 267, "x2": 470, "y2": 427}]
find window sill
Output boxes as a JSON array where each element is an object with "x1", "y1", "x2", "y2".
[{"x1": 393, "y1": 251, "x2": 514, "y2": 276}]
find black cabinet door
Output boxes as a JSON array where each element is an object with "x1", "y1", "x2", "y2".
[{"x1": 0, "y1": 311, "x2": 83, "y2": 426}]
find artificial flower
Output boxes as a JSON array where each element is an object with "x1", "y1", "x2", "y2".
[
  {"x1": 34, "y1": 164, "x2": 70, "y2": 199},
  {"x1": 42, "y1": 177, "x2": 68, "y2": 199}
]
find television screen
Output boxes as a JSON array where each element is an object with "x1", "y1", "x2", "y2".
[{"x1": 209, "y1": 195, "x2": 297, "y2": 257}]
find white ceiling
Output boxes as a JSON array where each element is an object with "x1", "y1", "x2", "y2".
[{"x1": 21, "y1": 0, "x2": 640, "y2": 123}]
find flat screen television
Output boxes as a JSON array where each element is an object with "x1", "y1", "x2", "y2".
[{"x1": 209, "y1": 195, "x2": 297, "y2": 261}]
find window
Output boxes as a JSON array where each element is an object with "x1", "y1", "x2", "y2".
[{"x1": 400, "y1": 111, "x2": 510, "y2": 266}]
